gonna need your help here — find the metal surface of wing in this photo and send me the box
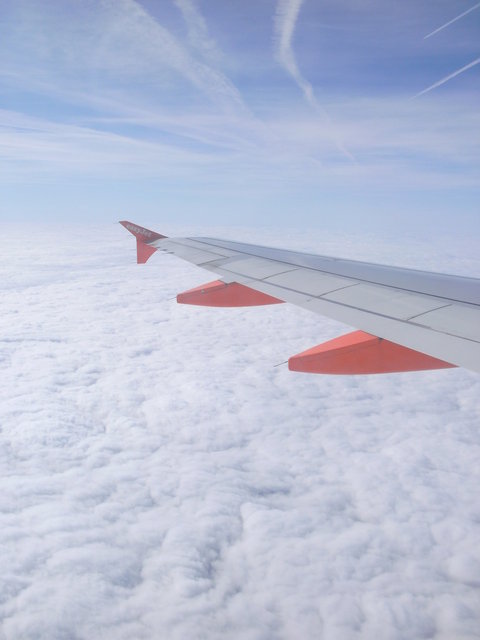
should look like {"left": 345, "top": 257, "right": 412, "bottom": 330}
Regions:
{"left": 149, "top": 235, "right": 480, "bottom": 374}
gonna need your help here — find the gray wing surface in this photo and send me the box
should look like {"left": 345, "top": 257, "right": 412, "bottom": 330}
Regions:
{"left": 151, "top": 235, "right": 480, "bottom": 374}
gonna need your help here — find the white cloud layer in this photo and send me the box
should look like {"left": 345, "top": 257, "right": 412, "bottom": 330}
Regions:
{"left": 1, "top": 224, "right": 480, "bottom": 639}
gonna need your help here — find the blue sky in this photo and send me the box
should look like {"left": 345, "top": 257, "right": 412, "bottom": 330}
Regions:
{"left": 0, "top": 0, "right": 479, "bottom": 234}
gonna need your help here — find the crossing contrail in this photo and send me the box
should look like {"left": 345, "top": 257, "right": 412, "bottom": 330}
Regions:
{"left": 424, "top": 2, "right": 480, "bottom": 38}
{"left": 414, "top": 57, "right": 480, "bottom": 97}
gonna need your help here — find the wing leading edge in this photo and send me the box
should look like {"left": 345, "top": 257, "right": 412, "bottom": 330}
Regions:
{"left": 120, "top": 221, "right": 480, "bottom": 375}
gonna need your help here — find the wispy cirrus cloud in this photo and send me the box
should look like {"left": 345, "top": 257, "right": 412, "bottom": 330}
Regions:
{"left": 1, "top": 0, "right": 246, "bottom": 114}
{"left": 2, "top": 94, "right": 478, "bottom": 195}
{"left": 101, "top": 0, "right": 246, "bottom": 112}
{"left": 0, "top": 0, "right": 478, "bottom": 228}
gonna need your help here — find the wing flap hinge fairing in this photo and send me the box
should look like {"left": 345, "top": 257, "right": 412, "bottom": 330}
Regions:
{"left": 177, "top": 280, "right": 283, "bottom": 307}
{"left": 288, "top": 330, "right": 456, "bottom": 375}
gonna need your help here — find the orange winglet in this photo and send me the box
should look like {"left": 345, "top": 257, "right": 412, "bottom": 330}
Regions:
{"left": 119, "top": 220, "right": 166, "bottom": 264}
{"left": 136, "top": 240, "right": 157, "bottom": 264}
{"left": 177, "top": 280, "right": 283, "bottom": 307}
{"left": 288, "top": 330, "right": 456, "bottom": 375}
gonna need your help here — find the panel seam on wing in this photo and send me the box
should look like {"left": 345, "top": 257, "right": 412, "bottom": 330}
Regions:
{"left": 188, "top": 238, "right": 480, "bottom": 308}
{"left": 246, "top": 280, "right": 480, "bottom": 345}
{"left": 406, "top": 304, "right": 453, "bottom": 322}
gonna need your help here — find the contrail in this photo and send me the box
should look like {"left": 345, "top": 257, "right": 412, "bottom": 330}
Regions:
{"left": 119, "top": 0, "right": 245, "bottom": 112}
{"left": 273, "top": 0, "right": 355, "bottom": 161}
{"left": 424, "top": 2, "right": 480, "bottom": 39}
{"left": 414, "top": 57, "right": 480, "bottom": 97}
{"left": 174, "top": 0, "right": 219, "bottom": 64}
{"left": 274, "top": 0, "right": 311, "bottom": 102}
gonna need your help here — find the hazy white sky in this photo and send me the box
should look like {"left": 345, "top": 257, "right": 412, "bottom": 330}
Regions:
{"left": 0, "top": 0, "right": 478, "bottom": 233}
{"left": 1, "top": 224, "right": 480, "bottom": 639}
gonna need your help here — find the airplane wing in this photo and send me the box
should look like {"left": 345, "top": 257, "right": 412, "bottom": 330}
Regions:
{"left": 120, "top": 221, "right": 480, "bottom": 375}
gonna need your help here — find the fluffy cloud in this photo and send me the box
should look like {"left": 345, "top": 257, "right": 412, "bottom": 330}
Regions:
{"left": 0, "top": 224, "right": 479, "bottom": 639}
